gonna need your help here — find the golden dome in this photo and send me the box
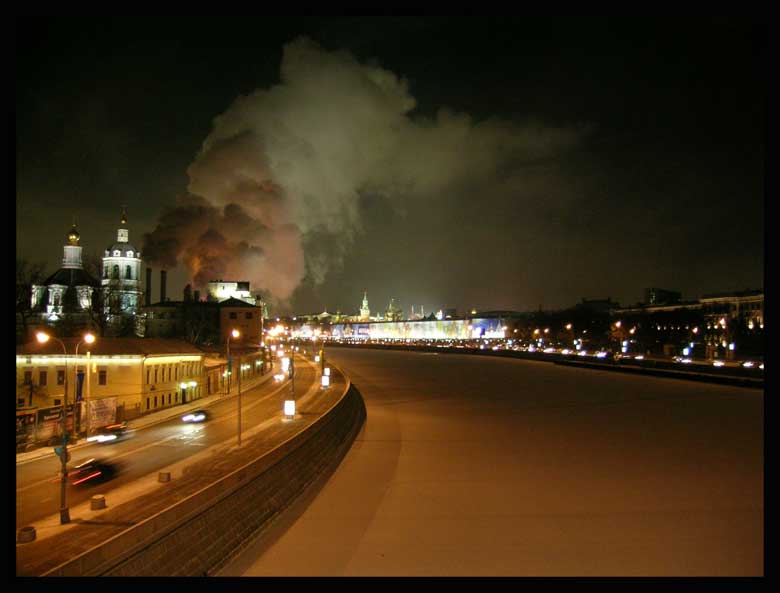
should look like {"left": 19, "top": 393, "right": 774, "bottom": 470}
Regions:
{"left": 67, "top": 224, "right": 80, "bottom": 246}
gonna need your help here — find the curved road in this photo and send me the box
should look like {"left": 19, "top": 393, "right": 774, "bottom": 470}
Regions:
{"left": 16, "top": 357, "right": 317, "bottom": 529}
{"left": 221, "top": 347, "right": 763, "bottom": 576}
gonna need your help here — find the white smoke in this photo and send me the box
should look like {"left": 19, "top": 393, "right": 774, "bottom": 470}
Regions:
{"left": 145, "top": 36, "right": 589, "bottom": 305}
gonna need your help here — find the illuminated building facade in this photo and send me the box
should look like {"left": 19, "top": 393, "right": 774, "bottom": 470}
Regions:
{"left": 207, "top": 280, "right": 256, "bottom": 305}
{"left": 30, "top": 223, "right": 100, "bottom": 323}
{"left": 101, "top": 208, "right": 144, "bottom": 331}
{"left": 16, "top": 338, "right": 205, "bottom": 421}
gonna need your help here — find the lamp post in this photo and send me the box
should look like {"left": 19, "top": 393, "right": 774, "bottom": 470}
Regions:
{"left": 36, "top": 331, "right": 96, "bottom": 525}
{"left": 73, "top": 333, "right": 95, "bottom": 436}
{"left": 228, "top": 329, "right": 241, "bottom": 446}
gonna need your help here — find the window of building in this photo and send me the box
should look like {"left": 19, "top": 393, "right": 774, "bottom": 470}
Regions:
{"left": 175, "top": 367, "right": 178, "bottom": 380}
{"left": 245, "top": 312, "right": 252, "bottom": 319}
{"left": 103, "top": 266, "right": 108, "bottom": 279}
{"left": 154, "top": 396, "right": 158, "bottom": 408}
{"left": 147, "top": 369, "right": 150, "bottom": 384}
{"left": 57, "top": 370, "right": 65, "bottom": 385}
{"left": 99, "top": 370, "right": 107, "bottom": 385}
{"left": 168, "top": 393, "right": 171, "bottom": 404}
{"left": 154, "top": 368, "right": 158, "bottom": 383}
{"left": 39, "top": 371, "right": 47, "bottom": 386}
{"left": 125, "top": 265, "right": 132, "bottom": 279}
{"left": 113, "top": 250, "right": 121, "bottom": 256}
{"left": 18, "top": 398, "right": 26, "bottom": 407}
{"left": 146, "top": 397, "right": 150, "bottom": 410}
{"left": 53, "top": 399, "right": 61, "bottom": 406}
{"left": 127, "top": 250, "right": 133, "bottom": 258}
{"left": 112, "top": 265, "right": 119, "bottom": 279}
{"left": 24, "top": 371, "right": 32, "bottom": 385}
{"left": 229, "top": 312, "right": 237, "bottom": 319}
{"left": 175, "top": 392, "right": 178, "bottom": 402}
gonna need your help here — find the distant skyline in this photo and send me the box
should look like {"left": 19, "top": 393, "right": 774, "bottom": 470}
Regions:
{"left": 17, "top": 18, "right": 765, "bottom": 316}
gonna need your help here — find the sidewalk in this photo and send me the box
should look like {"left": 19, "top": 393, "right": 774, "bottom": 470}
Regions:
{"left": 16, "top": 370, "right": 276, "bottom": 466}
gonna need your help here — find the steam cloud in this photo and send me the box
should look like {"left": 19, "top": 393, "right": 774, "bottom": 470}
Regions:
{"left": 143, "top": 36, "right": 589, "bottom": 307}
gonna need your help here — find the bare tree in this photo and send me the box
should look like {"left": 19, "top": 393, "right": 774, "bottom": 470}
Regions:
{"left": 16, "top": 258, "right": 47, "bottom": 343}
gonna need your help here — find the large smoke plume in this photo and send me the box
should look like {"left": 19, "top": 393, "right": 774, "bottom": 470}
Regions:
{"left": 143, "top": 37, "right": 588, "bottom": 307}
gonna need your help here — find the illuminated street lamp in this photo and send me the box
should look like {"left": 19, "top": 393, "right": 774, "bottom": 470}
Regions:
{"left": 227, "top": 329, "right": 242, "bottom": 446}
{"left": 36, "top": 330, "right": 94, "bottom": 525}
{"left": 74, "top": 333, "right": 95, "bottom": 436}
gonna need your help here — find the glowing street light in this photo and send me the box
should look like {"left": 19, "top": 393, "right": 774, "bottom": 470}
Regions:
{"left": 227, "top": 329, "right": 242, "bottom": 446}
{"left": 35, "top": 330, "right": 95, "bottom": 524}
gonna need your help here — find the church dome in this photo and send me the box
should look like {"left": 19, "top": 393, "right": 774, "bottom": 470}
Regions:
{"left": 67, "top": 224, "right": 80, "bottom": 245}
{"left": 105, "top": 242, "right": 140, "bottom": 257}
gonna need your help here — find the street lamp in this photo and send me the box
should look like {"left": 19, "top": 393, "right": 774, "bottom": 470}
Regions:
{"left": 74, "top": 333, "right": 95, "bottom": 436}
{"left": 36, "top": 330, "right": 93, "bottom": 525}
{"left": 228, "top": 329, "right": 242, "bottom": 446}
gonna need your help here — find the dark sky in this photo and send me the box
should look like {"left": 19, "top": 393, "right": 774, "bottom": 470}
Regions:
{"left": 16, "top": 17, "right": 765, "bottom": 317}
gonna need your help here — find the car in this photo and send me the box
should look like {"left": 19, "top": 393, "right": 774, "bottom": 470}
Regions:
{"left": 87, "top": 422, "right": 131, "bottom": 444}
{"left": 68, "top": 457, "right": 120, "bottom": 486}
{"left": 181, "top": 409, "right": 210, "bottom": 423}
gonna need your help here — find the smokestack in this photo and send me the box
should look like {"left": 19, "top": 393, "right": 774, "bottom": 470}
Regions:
{"left": 160, "top": 270, "right": 167, "bottom": 303}
{"left": 145, "top": 267, "right": 152, "bottom": 306}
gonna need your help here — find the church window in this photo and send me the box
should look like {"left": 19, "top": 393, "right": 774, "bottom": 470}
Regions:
{"left": 53, "top": 293, "right": 60, "bottom": 307}
{"left": 127, "top": 251, "right": 133, "bottom": 258}
{"left": 114, "top": 250, "right": 121, "bottom": 256}
{"left": 103, "top": 266, "right": 108, "bottom": 279}
{"left": 125, "top": 265, "right": 132, "bottom": 279}
{"left": 112, "top": 265, "right": 119, "bottom": 279}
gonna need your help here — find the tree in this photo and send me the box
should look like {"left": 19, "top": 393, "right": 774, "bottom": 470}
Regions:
{"left": 16, "top": 258, "right": 46, "bottom": 343}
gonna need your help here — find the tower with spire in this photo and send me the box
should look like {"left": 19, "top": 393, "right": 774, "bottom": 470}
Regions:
{"left": 101, "top": 207, "right": 143, "bottom": 331}
{"left": 360, "top": 290, "right": 370, "bottom": 321}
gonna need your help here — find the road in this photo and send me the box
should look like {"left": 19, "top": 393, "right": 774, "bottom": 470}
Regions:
{"left": 16, "top": 355, "right": 314, "bottom": 529}
{"left": 221, "top": 347, "right": 764, "bottom": 576}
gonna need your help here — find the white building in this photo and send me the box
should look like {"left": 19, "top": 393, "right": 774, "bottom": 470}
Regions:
{"left": 207, "top": 280, "right": 256, "bottom": 305}
{"left": 101, "top": 208, "right": 143, "bottom": 322}
{"left": 31, "top": 223, "right": 100, "bottom": 322}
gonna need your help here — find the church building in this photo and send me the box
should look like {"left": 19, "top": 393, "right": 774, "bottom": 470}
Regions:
{"left": 101, "top": 208, "right": 144, "bottom": 332}
{"left": 30, "top": 223, "right": 100, "bottom": 323}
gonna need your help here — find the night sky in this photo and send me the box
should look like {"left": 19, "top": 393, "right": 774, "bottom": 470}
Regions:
{"left": 16, "top": 17, "right": 765, "bottom": 317}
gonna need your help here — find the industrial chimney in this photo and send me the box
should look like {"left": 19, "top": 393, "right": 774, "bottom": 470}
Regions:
{"left": 160, "top": 270, "right": 167, "bottom": 303}
{"left": 145, "top": 267, "right": 152, "bottom": 306}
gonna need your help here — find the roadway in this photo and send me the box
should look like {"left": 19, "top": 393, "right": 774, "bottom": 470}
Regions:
{"left": 221, "top": 346, "right": 764, "bottom": 576}
{"left": 16, "top": 355, "right": 308, "bottom": 529}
